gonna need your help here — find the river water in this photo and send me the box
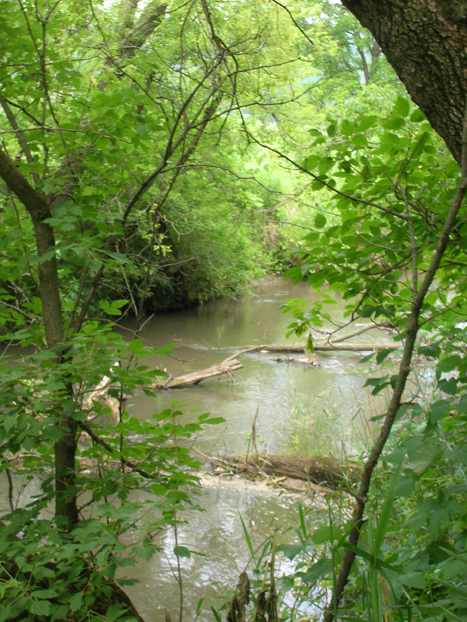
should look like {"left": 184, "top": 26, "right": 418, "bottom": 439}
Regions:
{"left": 123, "top": 279, "right": 390, "bottom": 458}
{"left": 2, "top": 278, "right": 397, "bottom": 621}
{"left": 116, "top": 278, "right": 394, "bottom": 620}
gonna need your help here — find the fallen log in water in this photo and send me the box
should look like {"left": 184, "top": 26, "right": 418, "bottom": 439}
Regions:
{"left": 85, "top": 324, "right": 397, "bottom": 396}
{"left": 155, "top": 358, "right": 243, "bottom": 389}
{"left": 252, "top": 342, "right": 399, "bottom": 353}
{"left": 213, "top": 454, "right": 361, "bottom": 489}
{"left": 152, "top": 337, "right": 398, "bottom": 389}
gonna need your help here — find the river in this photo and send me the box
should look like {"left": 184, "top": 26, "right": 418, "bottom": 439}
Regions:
{"left": 1, "top": 278, "right": 396, "bottom": 621}
{"left": 116, "top": 278, "right": 393, "bottom": 620}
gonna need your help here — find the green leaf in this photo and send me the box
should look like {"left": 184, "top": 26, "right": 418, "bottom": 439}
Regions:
{"left": 318, "top": 156, "right": 334, "bottom": 175}
{"left": 30, "top": 600, "right": 52, "bottom": 616}
{"left": 129, "top": 339, "right": 147, "bottom": 356}
{"left": 351, "top": 133, "right": 369, "bottom": 147}
{"left": 314, "top": 213, "right": 327, "bottom": 229}
{"left": 31, "top": 588, "right": 59, "bottom": 599}
{"left": 373, "top": 461, "right": 403, "bottom": 561}
{"left": 438, "top": 377, "right": 458, "bottom": 396}
{"left": 69, "top": 592, "right": 83, "bottom": 613}
{"left": 393, "top": 97, "right": 410, "bottom": 117}
{"left": 2, "top": 416, "right": 16, "bottom": 432}
{"left": 419, "top": 342, "right": 441, "bottom": 358}
{"left": 311, "top": 525, "right": 336, "bottom": 545}
{"left": 430, "top": 399, "right": 452, "bottom": 426}
{"left": 301, "top": 558, "right": 332, "bottom": 582}
{"left": 201, "top": 417, "right": 226, "bottom": 425}
{"left": 458, "top": 394, "right": 467, "bottom": 413}
{"left": 396, "top": 476, "right": 415, "bottom": 498}
{"left": 438, "top": 354, "right": 463, "bottom": 372}
{"left": 376, "top": 349, "right": 392, "bottom": 364}
{"left": 380, "top": 117, "right": 406, "bottom": 130}
{"left": 408, "top": 443, "right": 444, "bottom": 477}
{"left": 173, "top": 546, "right": 191, "bottom": 559}
{"left": 445, "top": 447, "right": 467, "bottom": 465}
{"left": 364, "top": 375, "right": 389, "bottom": 394}
{"left": 401, "top": 572, "right": 426, "bottom": 589}
{"left": 106, "top": 604, "right": 129, "bottom": 621}
{"left": 356, "top": 115, "right": 379, "bottom": 132}
{"left": 278, "top": 543, "right": 305, "bottom": 560}
{"left": 239, "top": 514, "right": 255, "bottom": 562}
{"left": 305, "top": 154, "right": 321, "bottom": 170}
{"left": 298, "top": 501, "right": 307, "bottom": 539}
{"left": 341, "top": 119, "right": 354, "bottom": 136}
{"left": 210, "top": 606, "right": 222, "bottom": 622}
{"left": 410, "top": 109, "right": 426, "bottom": 122}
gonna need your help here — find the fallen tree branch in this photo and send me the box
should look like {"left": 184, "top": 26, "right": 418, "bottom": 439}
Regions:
{"left": 150, "top": 340, "right": 398, "bottom": 390}
{"left": 154, "top": 358, "right": 243, "bottom": 389}
{"left": 256, "top": 342, "right": 398, "bottom": 353}
{"left": 205, "top": 453, "right": 360, "bottom": 490}
{"left": 328, "top": 323, "right": 391, "bottom": 344}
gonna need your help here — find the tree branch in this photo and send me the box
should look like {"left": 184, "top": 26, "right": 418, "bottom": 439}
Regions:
{"left": 323, "top": 99, "right": 467, "bottom": 622}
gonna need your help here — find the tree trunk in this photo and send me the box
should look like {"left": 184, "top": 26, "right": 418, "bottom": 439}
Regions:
{"left": 339, "top": 0, "right": 467, "bottom": 166}
{"left": 0, "top": 148, "right": 78, "bottom": 529}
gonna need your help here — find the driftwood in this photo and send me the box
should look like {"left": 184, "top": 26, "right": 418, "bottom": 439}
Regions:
{"left": 245, "top": 342, "right": 398, "bottom": 354}
{"left": 153, "top": 327, "right": 398, "bottom": 389}
{"left": 82, "top": 364, "right": 121, "bottom": 423}
{"left": 154, "top": 358, "right": 243, "bottom": 389}
{"left": 84, "top": 325, "right": 397, "bottom": 394}
{"left": 213, "top": 454, "right": 360, "bottom": 489}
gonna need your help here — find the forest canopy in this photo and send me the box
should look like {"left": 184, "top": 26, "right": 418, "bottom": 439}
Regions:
{"left": 1, "top": 1, "right": 467, "bottom": 621}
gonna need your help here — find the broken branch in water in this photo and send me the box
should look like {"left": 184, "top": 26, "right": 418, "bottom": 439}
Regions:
{"left": 153, "top": 358, "right": 243, "bottom": 389}
{"left": 153, "top": 339, "right": 398, "bottom": 389}
{"left": 199, "top": 452, "right": 360, "bottom": 491}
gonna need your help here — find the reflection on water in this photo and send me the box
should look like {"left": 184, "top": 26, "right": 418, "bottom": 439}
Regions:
{"left": 2, "top": 279, "right": 399, "bottom": 621}
{"left": 123, "top": 479, "right": 324, "bottom": 622}
{"left": 125, "top": 279, "right": 390, "bottom": 458}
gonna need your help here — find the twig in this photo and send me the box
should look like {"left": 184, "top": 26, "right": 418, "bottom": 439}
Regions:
{"left": 404, "top": 186, "right": 418, "bottom": 297}
{"left": 6, "top": 469, "right": 14, "bottom": 513}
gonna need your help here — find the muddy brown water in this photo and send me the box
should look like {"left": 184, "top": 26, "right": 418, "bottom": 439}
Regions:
{"left": 115, "top": 279, "right": 393, "bottom": 620}
{"left": 122, "top": 279, "right": 390, "bottom": 458}
{"left": 1, "top": 279, "right": 398, "bottom": 621}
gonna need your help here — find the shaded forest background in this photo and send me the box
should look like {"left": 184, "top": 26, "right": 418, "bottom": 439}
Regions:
{"left": 2, "top": 1, "right": 467, "bottom": 622}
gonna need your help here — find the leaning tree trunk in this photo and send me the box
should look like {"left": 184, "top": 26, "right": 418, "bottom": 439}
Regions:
{"left": 0, "top": 148, "right": 79, "bottom": 530}
{"left": 339, "top": 0, "right": 467, "bottom": 167}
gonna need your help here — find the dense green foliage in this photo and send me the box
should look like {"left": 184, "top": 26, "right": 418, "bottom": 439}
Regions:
{"left": 276, "top": 96, "right": 467, "bottom": 620}
{"left": 1, "top": 0, "right": 467, "bottom": 621}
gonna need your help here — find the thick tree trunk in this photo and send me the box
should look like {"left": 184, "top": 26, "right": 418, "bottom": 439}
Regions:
{"left": 0, "top": 148, "right": 78, "bottom": 529}
{"left": 340, "top": 0, "right": 467, "bottom": 166}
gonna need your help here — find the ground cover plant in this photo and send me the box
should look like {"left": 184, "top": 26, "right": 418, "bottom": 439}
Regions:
{"left": 2, "top": 0, "right": 467, "bottom": 621}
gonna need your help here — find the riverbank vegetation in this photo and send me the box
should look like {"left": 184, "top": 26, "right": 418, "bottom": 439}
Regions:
{"left": 1, "top": 0, "right": 467, "bottom": 621}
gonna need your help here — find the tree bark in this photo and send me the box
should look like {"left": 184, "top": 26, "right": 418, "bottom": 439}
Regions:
{"left": 0, "top": 148, "right": 78, "bottom": 529}
{"left": 339, "top": 0, "right": 467, "bottom": 166}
